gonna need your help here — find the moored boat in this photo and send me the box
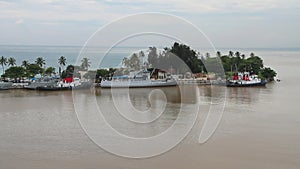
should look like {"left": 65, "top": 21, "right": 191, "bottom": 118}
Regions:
{"left": 0, "top": 81, "right": 13, "bottom": 90}
{"left": 227, "top": 72, "right": 266, "bottom": 87}
{"left": 36, "top": 78, "right": 93, "bottom": 91}
{"left": 24, "top": 81, "right": 57, "bottom": 90}
{"left": 101, "top": 69, "right": 177, "bottom": 88}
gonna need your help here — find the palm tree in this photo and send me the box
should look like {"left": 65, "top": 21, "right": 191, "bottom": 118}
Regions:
{"left": 0, "top": 56, "right": 7, "bottom": 75}
{"left": 22, "top": 60, "right": 29, "bottom": 68}
{"left": 8, "top": 57, "right": 16, "bottom": 67}
{"left": 229, "top": 51, "right": 233, "bottom": 57}
{"left": 58, "top": 56, "right": 67, "bottom": 76}
{"left": 234, "top": 51, "right": 241, "bottom": 71}
{"left": 81, "top": 57, "right": 91, "bottom": 71}
{"left": 35, "top": 57, "right": 45, "bottom": 67}
{"left": 241, "top": 54, "right": 246, "bottom": 71}
{"left": 122, "top": 57, "right": 129, "bottom": 68}
{"left": 58, "top": 56, "right": 66, "bottom": 68}
{"left": 216, "top": 51, "right": 221, "bottom": 58}
{"left": 241, "top": 54, "right": 245, "bottom": 60}
{"left": 139, "top": 51, "right": 145, "bottom": 68}
{"left": 235, "top": 51, "right": 240, "bottom": 58}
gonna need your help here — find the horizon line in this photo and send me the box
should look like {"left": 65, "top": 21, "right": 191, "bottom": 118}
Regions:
{"left": 0, "top": 44, "right": 299, "bottom": 50}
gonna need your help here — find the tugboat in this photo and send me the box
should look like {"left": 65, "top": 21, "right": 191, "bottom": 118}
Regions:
{"left": 227, "top": 72, "right": 266, "bottom": 87}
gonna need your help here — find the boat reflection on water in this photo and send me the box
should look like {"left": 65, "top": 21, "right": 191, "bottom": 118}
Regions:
{"left": 73, "top": 84, "right": 201, "bottom": 138}
{"left": 226, "top": 86, "right": 270, "bottom": 104}
{"left": 93, "top": 84, "right": 228, "bottom": 108}
{"left": 94, "top": 85, "right": 201, "bottom": 105}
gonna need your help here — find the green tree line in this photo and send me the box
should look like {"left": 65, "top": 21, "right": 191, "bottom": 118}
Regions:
{"left": 1, "top": 43, "right": 277, "bottom": 82}
{"left": 121, "top": 42, "right": 277, "bottom": 81}
{"left": 0, "top": 55, "right": 92, "bottom": 80}
{"left": 219, "top": 51, "right": 276, "bottom": 80}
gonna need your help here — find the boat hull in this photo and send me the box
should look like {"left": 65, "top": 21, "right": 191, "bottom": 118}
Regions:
{"left": 36, "top": 82, "right": 93, "bottom": 91}
{"left": 24, "top": 82, "right": 57, "bottom": 90}
{"left": 0, "top": 82, "right": 13, "bottom": 90}
{"left": 36, "top": 86, "right": 71, "bottom": 91}
{"left": 226, "top": 81, "right": 266, "bottom": 87}
{"left": 101, "top": 80, "right": 177, "bottom": 88}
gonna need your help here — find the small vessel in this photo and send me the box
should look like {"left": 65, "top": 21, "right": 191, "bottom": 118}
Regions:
{"left": 36, "top": 77, "right": 92, "bottom": 91}
{"left": 227, "top": 72, "right": 266, "bottom": 87}
{"left": 0, "top": 81, "right": 13, "bottom": 90}
{"left": 24, "top": 81, "right": 57, "bottom": 90}
{"left": 101, "top": 69, "right": 177, "bottom": 88}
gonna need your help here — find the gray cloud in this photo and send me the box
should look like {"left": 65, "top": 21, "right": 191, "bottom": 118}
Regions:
{"left": 0, "top": 0, "right": 299, "bottom": 47}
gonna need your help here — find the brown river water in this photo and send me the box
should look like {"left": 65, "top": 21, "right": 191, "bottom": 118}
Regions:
{"left": 0, "top": 52, "right": 300, "bottom": 169}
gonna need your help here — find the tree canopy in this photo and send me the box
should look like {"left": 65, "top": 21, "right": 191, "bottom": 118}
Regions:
{"left": 8, "top": 57, "right": 16, "bottom": 67}
{"left": 122, "top": 53, "right": 141, "bottom": 70}
{"left": 58, "top": 56, "right": 67, "bottom": 67}
{"left": 22, "top": 60, "right": 29, "bottom": 68}
{"left": 0, "top": 43, "right": 277, "bottom": 81}
{"left": 45, "top": 67, "right": 56, "bottom": 75}
{"left": 81, "top": 58, "right": 91, "bottom": 71}
{"left": 35, "top": 57, "right": 45, "bottom": 67}
{"left": 0, "top": 56, "right": 7, "bottom": 75}
{"left": 220, "top": 51, "right": 276, "bottom": 79}
{"left": 120, "top": 42, "right": 276, "bottom": 80}
{"left": 26, "top": 64, "right": 44, "bottom": 77}
{"left": 3, "top": 66, "right": 26, "bottom": 79}
{"left": 145, "top": 43, "right": 206, "bottom": 73}
{"left": 260, "top": 67, "right": 277, "bottom": 81}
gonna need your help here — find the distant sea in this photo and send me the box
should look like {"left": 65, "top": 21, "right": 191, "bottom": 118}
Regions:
{"left": 0, "top": 45, "right": 136, "bottom": 75}
{"left": 0, "top": 45, "right": 299, "bottom": 75}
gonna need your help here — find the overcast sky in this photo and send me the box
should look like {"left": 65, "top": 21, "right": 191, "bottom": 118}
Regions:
{"left": 0, "top": 0, "right": 299, "bottom": 48}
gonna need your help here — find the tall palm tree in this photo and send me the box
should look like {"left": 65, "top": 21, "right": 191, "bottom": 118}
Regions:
{"left": 229, "top": 51, "right": 233, "bottom": 57}
{"left": 81, "top": 57, "right": 91, "bottom": 71}
{"left": 139, "top": 51, "right": 145, "bottom": 68}
{"left": 0, "top": 56, "right": 7, "bottom": 75}
{"left": 35, "top": 57, "right": 45, "bottom": 67}
{"left": 216, "top": 51, "right": 221, "bottom": 58}
{"left": 22, "top": 60, "right": 29, "bottom": 68}
{"left": 8, "top": 57, "right": 16, "bottom": 67}
{"left": 235, "top": 51, "right": 240, "bottom": 58}
{"left": 122, "top": 57, "right": 129, "bottom": 68}
{"left": 58, "top": 56, "right": 66, "bottom": 68}
{"left": 241, "top": 54, "right": 245, "bottom": 60}
{"left": 58, "top": 56, "right": 67, "bottom": 76}
{"left": 234, "top": 52, "right": 241, "bottom": 72}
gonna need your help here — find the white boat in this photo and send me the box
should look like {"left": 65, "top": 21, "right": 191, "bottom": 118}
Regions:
{"left": 36, "top": 78, "right": 93, "bottom": 91}
{"left": 25, "top": 77, "right": 92, "bottom": 90}
{"left": 101, "top": 69, "right": 177, "bottom": 88}
{"left": 227, "top": 72, "right": 266, "bottom": 87}
{"left": 57, "top": 77, "right": 82, "bottom": 88}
